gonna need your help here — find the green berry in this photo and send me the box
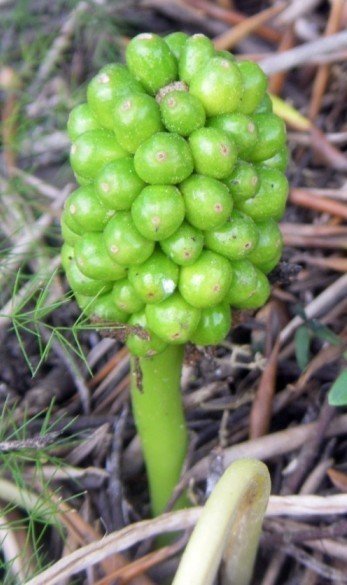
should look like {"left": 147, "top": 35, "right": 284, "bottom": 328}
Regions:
{"left": 205, "top": 210, "right": 258, "bottom": 260}
{"left": 61, "top": 208, "right": 83, "bottom": 236}
{"left": 61, "top": 243, "right": 74, "bottom": 272}
{"left": 208, "top": 113, "right": 258, "bottom": 158}
{"left": 253, "top": 92, "right": 273, "bottom": 114}
{"left": 180, "top": 174, "right": 232, "bottom": 230}
{"left": 112, "top": 93, "right": 163, "bottom": 153}
{"left": 126, "top": 33, "right": 178, "bottom": 94}
{"left": 224, "top": 161, "right": 259, "bottom": 203}
{"left": 178, "top": 33, "right": 215, "bottom": 84}
{"left": 61, "top": 215, "right": 81, "bottom": 246}
{"left": 160, "top": 221, "right": 204, "bottom": 266}
{"left": 160, "top": 90, "right": 205, "bottom": 136}
{"left": 128, "top": 250, "right": 179, "bottom": 304}
{"left": 216, "top": 50, "right": 235, "bottom": 62}
{"left": 235, "top": 167, "right": 288, "bottom": 222}
{"left": 75, "top": 232, "right": 127, "bottom": 281}
{"left": 247, "top": 219, "right": 283, "bottom": 273}
{"left": 237, "top": 61, "right": 267, "bottom": 114}
{"left": 249, "top": 114, "right": 286, "bottom": 162}
{"left": 83, "top": 292, "right": 128, "bottom": 323}
{"left": 74, "top": 173, "right": 92, "bottom": 186}
{"left": 188, "top": 127, "right": 237, "bottom": 179}
{"left": 179, "top": 250, "right": 233, "bottom": 308}
{"left": 70, "top": 129, "right": 127, "bottom": 180}
{"left": 66, "top": 260, "right": 112, "bottom": 296}
{"left": 189, "top": 57, "right": 243, "bottom": 116}
{"left": 190, "top": 303, "right": 231, "bottom": 345}
{"left": 103, "top": 212, "right": 155, "bottom": 265}
{"left": 67, "top": 103, "right": 99, "bottom": 141}
{"left": 134, "top": 132, "right": 193, "bottom": 184}
{"left": 65, "top": 185, "right": 113, "bottom": 231}
{"left": 164, "top": 32, "right": 188, "bottom": 60}
{"left": 131, "top": 185, "right": 185, "bottom": 241}
{"left": 256, "top": 249, "right": 282, "bottom": 275}
{"left": 146, "top": 292, "right": 201, "bottom": 344}
{"left": 233, "top": 269, "right": 270, "bottom": 309}
{"left": 226, "top": 260, "right": 258, "bottom": 305}
{"left": 126, "top": 311, "right": 168, "bottom": 358}
{"left": 111, "top": 279, "right": 145, "bottom": 314}
{"left": 260, "top": 146, "right": 289, "bottom": 172}
{"left": 95, "top": 158, "right": 145, "bottom": 210}
{"left": 87, "top": 64, "right": 144, "bottom": 129}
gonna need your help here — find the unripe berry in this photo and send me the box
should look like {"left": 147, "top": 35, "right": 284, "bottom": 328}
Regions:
{"left": 126, "top": 33, "right": 177, "bottom": 94}
{"left": 103, "top": 212, "right": 155, "bottom": 265}
{"left": 224, "top": 161, "right": 259, "bottom": 203}
{"left": 83, "top": 293, "right": 129, "bottom": 323}
{"left": 145, "top": 293, "right": 201, "bottom": 344}
{"left": 190, "top": 303, "right": 232, "bottom": 346}
{"left": 87, "top": 64, "right": 144, "bottom": 129}
{"left": 112, "top": 93, "right": 163, "bottom": 153}
{"left": 131, "top": 185, "right": 185, "bottom": 241}
{"left": 128, "top": 250, "right": 179, "bottom": 304}
{"left": 237, "top": 61, "right": 267, "bottom": 115}
{"left": 226, "top": 260, "right": 258, "bottom": 306}
{"left": 126, "top": 311, "right": 168, "bottom": 357}
{"left": 95, "top": 158, "right": 145, "bottom": 210}
{"left": 134, "top": 132, "right": 193, "bottom": 184}
{"left": 164, "top": 32, "right": 188, "bottom": 60}
{"left": 66, "top": 260, "right": 111, "bottom": 296}
{"left": 160, "top": 90, "right": 206, "bottom": 136}
{"left": 111, "top": 279, "right": 145, "bottom": 314}
{"left": 236, "top": 167, "right": 288, "bottom": 222}
{"left": 233, "top": 269, "right": 270, "bottom": 309}
{"left": 65, "top": 185, "right": 113, "bottom": 231}
{"left": 178, "top": 34, "right": 215, "bottom": 85}
{"left": 160, "top": 221, "right": 204, "bottom": 266}
{"left": 67, "top": 103, "right": 99, "bottom": 141}
{"left": 205, "top": 210, "right": 259, "bottom": 260}
{"left": 180, "top": 174, "right": 233, "bottom": 231}
{"left": 75, "top": 232, "right": 127, "bottom": 281}
{"left": 208, "top": 113, "right": 258, "bottom": 159}
{"left": 70, "top": 130, "right": 127, "bottom": 180}
{"left": 179, "top": 250, "right": 233, "bottom": 308}
{"left": 247, "top": 219, "right": 283, "bottom": 274}
{"left": 188, "top": 127, "right": 237, "bottom": 179}
{"left": 249, "top": 114, "right": 286, "bottom": 162}
{"left": 189, "top": 57, "right": 243, "bottom": 116}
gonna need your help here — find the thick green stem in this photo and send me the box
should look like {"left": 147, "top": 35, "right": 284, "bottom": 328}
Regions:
{"left": 130, "top": 345, "right": 188, "bottom": 516}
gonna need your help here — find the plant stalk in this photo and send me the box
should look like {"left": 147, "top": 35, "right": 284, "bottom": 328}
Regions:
{"left": 172, "top": 459, "right": 271, "bottom": 585}
{"left": 130, "top": 345, "right": 188, "bottom": 516}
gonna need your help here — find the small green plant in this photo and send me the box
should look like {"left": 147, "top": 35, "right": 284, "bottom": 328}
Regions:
{"left": 61, "top": 32, "right": 288, "bottom": 516}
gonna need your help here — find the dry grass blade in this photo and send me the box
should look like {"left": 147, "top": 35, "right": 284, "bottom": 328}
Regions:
{"left": 25, "top": 492, "right": 347, "bottom": 585}
{"left": 213, "top": 3, "right": 286, "bottom": 50}
{"left": 308, "top": 0, "right": 345, "bottom": 120}
{"left": 327, "top": 467, "right": 347, "bottom": 492}
{"left": 250, "top": 340, "right": 280, "bottom": 439}
{"left": 289, "top": 188, "right": 347, "bottom": 219}
{"left": 260, "top": 30, "right": 347, "bottom": 74}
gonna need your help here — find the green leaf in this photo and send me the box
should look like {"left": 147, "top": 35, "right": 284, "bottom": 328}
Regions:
{"left": 294, "top": 325, "right": 311, "bottom": 371}
{"left": 328, "top": 369, "right": 347, "bottom": 406}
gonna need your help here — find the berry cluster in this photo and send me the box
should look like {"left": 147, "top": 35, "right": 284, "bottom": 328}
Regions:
{"left": 61, "top": 32, "right": 288, "bottom": 357}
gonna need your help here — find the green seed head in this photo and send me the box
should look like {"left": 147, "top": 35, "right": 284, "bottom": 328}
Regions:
{"left": 62, "top": 31, "right": 288, "bottom": 349}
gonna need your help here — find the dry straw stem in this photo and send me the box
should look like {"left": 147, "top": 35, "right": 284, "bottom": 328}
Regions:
{"left": 25, "top": 490, "right": 347, "bottom": 585}
{"left": 213, "top": 2, "right": 286, "bottom": 50}
{"left": 308, "top": 0, "right": 345, "bottom": 120}
{"left": 185, "top": 0, "right": 281, "bottom": 43}
{"left": 260, "top": 30, "right": 347, "bottom": 74}
{"left": 185, "top": 413, "right": 347, "bottom": 484}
